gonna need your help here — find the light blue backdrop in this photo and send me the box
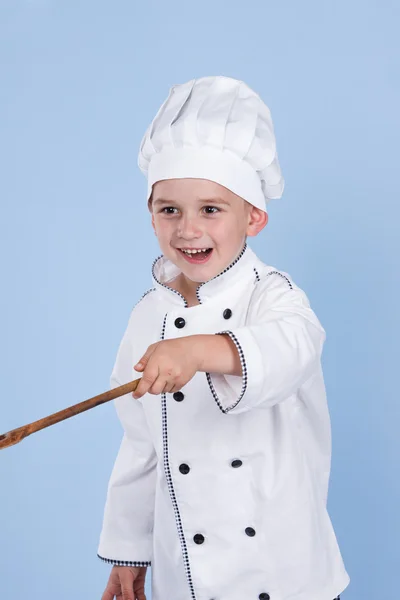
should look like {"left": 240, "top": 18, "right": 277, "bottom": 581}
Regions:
{"left": 0, "top": 1, "right": 398, "bottom": 599}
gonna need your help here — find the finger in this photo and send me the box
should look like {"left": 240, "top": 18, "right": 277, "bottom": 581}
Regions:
{"left": 102, "top": 580, "right": 120, "bottom": 600}
{"left": 134, "top": 343, "right": 158, "bottom": 371}
{"left": 164, "top": 381, "right": 177, "bottom": 394}
{"left": 148, "top": 372, "right": 176, "bottom": 396}
{"left": 121, "top": 586, "right": 135, "bottom": 600}
{"left": 134, "top": 576, "right": 147, "bottom": 600}
{"left": 132, "top": 368, "right": 159, "bottom": 399}
{"left": 163, "top": 382, "right": 172, "bottom": 394}
{"left": 119, "top": 572, "right": 135, "bottom": 600}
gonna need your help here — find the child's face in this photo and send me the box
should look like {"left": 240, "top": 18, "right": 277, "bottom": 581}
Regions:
{"left": 149, "top": 178, "right": 267, "bottom": 284}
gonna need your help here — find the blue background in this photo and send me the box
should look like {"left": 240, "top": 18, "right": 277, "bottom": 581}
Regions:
{"left": 0, "top": 1, "right": 398, "bottom": 598}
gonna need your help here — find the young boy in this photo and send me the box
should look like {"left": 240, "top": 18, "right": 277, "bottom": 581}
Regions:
{"left": 98, "top": 76, "right": 350, "bottom": 600}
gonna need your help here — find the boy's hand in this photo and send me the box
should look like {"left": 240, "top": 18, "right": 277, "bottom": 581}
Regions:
{"left": 132, "top": 337, "right": 202, "bottom": 399}
{"left": 101, "top": 565, "right": 147, "bottom": 600}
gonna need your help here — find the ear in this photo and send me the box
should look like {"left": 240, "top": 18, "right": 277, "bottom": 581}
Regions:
{"left": 246, "top": 206, "right": 268, "bottom": 237}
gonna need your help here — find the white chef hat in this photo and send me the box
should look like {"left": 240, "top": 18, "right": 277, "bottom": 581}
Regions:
{"left": 138, "top": 75, "right": 284, "bottom": 213}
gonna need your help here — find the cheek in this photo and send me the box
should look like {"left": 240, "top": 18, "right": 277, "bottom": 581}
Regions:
{"left": 153, "top": 219, "right": 172, "bottom": 236}
{"left": 212, "top": 218, "right": 242, "bottom": 240}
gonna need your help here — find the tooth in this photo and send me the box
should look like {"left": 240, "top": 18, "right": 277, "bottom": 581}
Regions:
{"left": 181, "top": 248, "right": 210, "bottom": 254}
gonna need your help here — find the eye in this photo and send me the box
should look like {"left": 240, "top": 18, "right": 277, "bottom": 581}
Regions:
{"left": 159, "top": 206, "right": 220, "bottom": 215}
{"left": 160, "top": 207, "right": 178, "bottom": 214}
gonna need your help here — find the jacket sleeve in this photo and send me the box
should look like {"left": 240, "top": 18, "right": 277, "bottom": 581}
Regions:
{"left": 206, "top": 271, "right": 326, "bottom": 415}
{"left": 97, "top": 309, "right": 158, "bottom": 566}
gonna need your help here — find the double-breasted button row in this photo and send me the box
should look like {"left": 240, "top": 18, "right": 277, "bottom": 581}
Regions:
{"left": 193, "top": 526, "right": 270, "bottom": 600}
{"left": 208, "top": 592, "right": 270, "bottom": 599}
{"left": 192, "top": 528, "right": 257, "bottom": 544}
{"left": 173, "top": 308, "right": 232, "bottom": 330}
{"left": 177, "top": 453, "right": 269, "bottom": 597}
{"left": 179, "top": 459, "right": 243, "bottom": 473}
{"left": 172, "top": 307, "right": 267, "bottom": 599}
{"left": 210, "top": 596, "right": 269, "bottom": 600}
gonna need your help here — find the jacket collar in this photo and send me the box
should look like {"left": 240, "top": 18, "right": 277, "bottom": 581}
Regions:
{"left": 151, "top": 242, "right": 259, "bottom": 306}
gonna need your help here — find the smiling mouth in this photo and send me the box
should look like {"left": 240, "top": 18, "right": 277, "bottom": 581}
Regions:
{"left": 178, "top": 248, "right": 213, "bottom": 262}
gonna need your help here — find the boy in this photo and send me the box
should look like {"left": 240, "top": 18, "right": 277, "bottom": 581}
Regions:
{"left": 98, "top": 76, "right": 350, "bottom": 600}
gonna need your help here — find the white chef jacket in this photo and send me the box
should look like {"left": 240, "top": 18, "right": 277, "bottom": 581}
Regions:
{"left": 97, "top": 243, "right": 350, "bottom": 600}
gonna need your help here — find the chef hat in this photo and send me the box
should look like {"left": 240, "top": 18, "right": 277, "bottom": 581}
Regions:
{"left": 138, "top": 75, "right": 284, "bottom": 213}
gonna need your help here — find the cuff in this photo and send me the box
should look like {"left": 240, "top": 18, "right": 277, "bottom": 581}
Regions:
{"left": 97, "top": 554, "right": 151, "bottom": 567}
{"left": 205, "top": 330, "right": 264, "bottom": 414}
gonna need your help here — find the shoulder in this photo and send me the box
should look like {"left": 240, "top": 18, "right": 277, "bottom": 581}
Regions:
{"left": 253, "top": 261, "right": 297, "bottom": 292}
{"left": 123, "top": 287, "right": 157, "bottom": 327}
{"left": 251, "top": 263, "right": 312, "bottom": 309}
{"left": 120, "top": 287, "right": 158, "bottom": 339}
{"left": 132, "top": 287, "right": 157, "bottom": 311}
{"left": 254, "top": 264, "right": 295, "bottom": 291}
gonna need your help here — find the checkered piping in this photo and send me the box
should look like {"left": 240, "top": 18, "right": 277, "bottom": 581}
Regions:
{"left": 160, "top": 313, "right": 197, "bottom": 599}
{"left": 132, "top": 287, "right": 156, "bottom": 311}
{"left": 195, "top": 243, "right": 248, "bottom": 303}
{"left": 265, "top": 270, "right": 293, "bottom": 289}
{"left": 151, "top": 255, "right": 188, "bottom": 306}
{"left": 147, "top": 251, "right": 298, "bottom": 597}
{"left": 96, "top": 289, "right": 157, "bottom": 570}
{"left": 254, "top": 267, "right": 260, "bottom": 282}
{"left": 97, "top": 554, "right": 151, "bottom": 567}
{"left": 205, "top": 331, "right": 248, "bottom": 414}
{"left": 151, "top": 244, "right": 248, "bottom": 307}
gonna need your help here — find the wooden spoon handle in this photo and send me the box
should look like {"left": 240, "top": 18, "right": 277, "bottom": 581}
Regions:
{"left": 0, "top": 378, "right": 141, "bottom": 450}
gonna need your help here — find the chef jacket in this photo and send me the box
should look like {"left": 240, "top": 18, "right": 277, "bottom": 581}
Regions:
{"left": 97, "top": 242, "right": 350, "bottom": 600}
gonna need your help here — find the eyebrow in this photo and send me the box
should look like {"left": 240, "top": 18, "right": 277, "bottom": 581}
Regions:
{"left": 153, "top": 197, "right": 230, "bottom": 206}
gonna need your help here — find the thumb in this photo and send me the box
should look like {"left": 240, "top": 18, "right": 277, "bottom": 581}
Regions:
{"left": 134, "top": 356, "right": 147, "bottom": 372}
{"left": 134, "top": 344, "right": 157, "bottom": 372}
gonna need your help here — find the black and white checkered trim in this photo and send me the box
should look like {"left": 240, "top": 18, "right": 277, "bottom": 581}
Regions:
{"left": 151, "top": 256, "right": 188, "bottom": 306}
{"left": 196, "top": 243, "right": 248, "bottom": 303}
{"left": 151, "top": 243, "right": 249, "bottom": 307}
{"left": 254, "top": 267, "right": 260, "bottom": 283}
{"left": 132, "top": 287, "right": 156, "bottom": 311}
{"left": 97, "top": 554, "right": 151, "bottom": 567}
{"left": 265, "top": 270, "right": 293, "bottom": 289}
{"left": 160, "top": 313, "right": 197, "bottom": 599}
{"left": 205, "top": 331, "right": 248, "bottom": 414}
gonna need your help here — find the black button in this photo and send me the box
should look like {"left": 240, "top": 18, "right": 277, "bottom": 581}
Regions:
{"left": 231, "top": 459, "right": 242, "bottom": 468}
{"left": 174, "top": 317, "right": 186, "bottom": 328}
{"left": 179, "top": 463, "right": 190, "bottom": 474}
{"left": 173, "top": 391, "right": 184, "bottom": 402}
{"left": 259, "top": 594, "right": 270, "bottom": 600}
{"left": 193, "top": 533, "right": 204, "bottom": 544}
{"left": 245, "top": 527, "right": 256, "bottom": 537}
{"left": 223, "top": 308, "right": 232, "bottom": 319}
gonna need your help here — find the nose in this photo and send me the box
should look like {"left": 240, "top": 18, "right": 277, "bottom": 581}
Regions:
{"left": 177, "top": 214, "right": 203, "bottom": 239}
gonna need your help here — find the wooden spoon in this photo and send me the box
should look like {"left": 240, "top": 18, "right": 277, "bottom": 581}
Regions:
{"left": 0, "top": 378, "right": 141, "bottom": 450}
